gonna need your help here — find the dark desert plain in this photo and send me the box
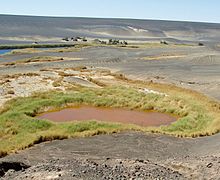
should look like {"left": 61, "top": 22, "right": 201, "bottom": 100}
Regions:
{"left": 0, "top": 14, "right": 220, "bottom": 179}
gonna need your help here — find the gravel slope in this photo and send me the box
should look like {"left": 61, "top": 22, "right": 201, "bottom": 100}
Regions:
{"left": 1, "top": 132, "right": 220, "bottom": 179}
{"left": 1, "top": 14, "right": 220, "bottom": 43}
{"left": 1, "top": 46, "right": 220, "bottom": 100}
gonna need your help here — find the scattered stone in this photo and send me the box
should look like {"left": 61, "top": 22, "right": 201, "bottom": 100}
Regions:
{"left": 207, "top": 163, "right": 213, "bottom": 168}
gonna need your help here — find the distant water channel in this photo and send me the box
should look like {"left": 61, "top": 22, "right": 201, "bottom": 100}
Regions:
{"left": 0, "top": 49, "right": 13, "bottom": 55}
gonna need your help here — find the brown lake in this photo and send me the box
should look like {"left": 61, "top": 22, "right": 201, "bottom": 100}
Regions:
{"left": 38, "top": 106, "right": 177, "bottom": 127}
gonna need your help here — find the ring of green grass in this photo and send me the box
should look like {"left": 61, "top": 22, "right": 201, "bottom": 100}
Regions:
{"left": 0, "top": 85, "right": 219, "bottom": 157}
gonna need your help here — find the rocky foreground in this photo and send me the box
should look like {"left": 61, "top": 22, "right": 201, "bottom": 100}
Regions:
{"left": 1, "top": 158, "right": 184, "bottom": 180}
{"left": 1, "top": 132, "right": 220, "bottom": 179}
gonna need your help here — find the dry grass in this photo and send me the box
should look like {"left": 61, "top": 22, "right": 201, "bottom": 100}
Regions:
{"left": 3, "top": 56, "right": 63, "bottom": 66}
{"left": 87, "top": 77, "right": 107, "bottom": 87}
{"left": 115, "top": 43, "right": 196, "bottom": 49}
{"left": 3, "top": 56, "right": 83, "bottom": 66}
{"left": 141, "top": 54, "right": 186, "bottom": 60}
{"left": 7, "top": 47, "right": 80, "bottom": 55}
{"left": 9, "top": 48, "right": 43, "bottom": 54}
{"left": 52, "top": 78, "right": 63, "bottom": 87}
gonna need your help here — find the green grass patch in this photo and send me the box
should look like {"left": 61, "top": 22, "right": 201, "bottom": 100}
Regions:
{"left": 0, "top": 85, "right": 219, "bottom": 157}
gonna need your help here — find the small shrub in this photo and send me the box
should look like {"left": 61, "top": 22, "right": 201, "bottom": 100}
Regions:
{"left": 160, "top": 40, "right": 168, "bottom": 45}
{"left": 52, "top": 81, "right": 61, "bottom": 87}
{"left": 7, "top": 90, "right": 15, "bottom": 95}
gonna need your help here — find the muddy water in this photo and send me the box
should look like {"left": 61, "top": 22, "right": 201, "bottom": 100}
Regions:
{"left": 38, "top": 106, "right": 177, "bottom": 127}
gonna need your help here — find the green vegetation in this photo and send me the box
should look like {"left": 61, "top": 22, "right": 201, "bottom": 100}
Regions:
{"left": 0, "top": 84, "right": 219, "bottom": 157}
{"left": 107, "top": 39, "right": 128, "bottom": 45}
{"left": 160, "top": 40, "right": 169, "bottom": 45}
{"left": 0, "top": 43, "right": 76, "bottom": 50}
{"left": 2, "top": 44, "right": 91, "bottom": 55}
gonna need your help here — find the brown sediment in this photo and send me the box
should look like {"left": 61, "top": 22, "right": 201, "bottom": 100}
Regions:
{"left": 37, "top": 106, "right": 177, "bottom": 127}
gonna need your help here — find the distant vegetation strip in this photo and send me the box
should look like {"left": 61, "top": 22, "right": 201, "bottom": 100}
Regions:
{"left": 0, "top": 43, "right": 77, "bottom": 50}
{"left": 0, "top": 41, "right": 197, "bottom": 51}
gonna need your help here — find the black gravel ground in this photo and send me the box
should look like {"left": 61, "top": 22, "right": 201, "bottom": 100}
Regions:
{"left": 1, "top": 45, "right": 220, "bottom": 100}
{"left": 1, "top": 132, "right": 220, "bottom": 179}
